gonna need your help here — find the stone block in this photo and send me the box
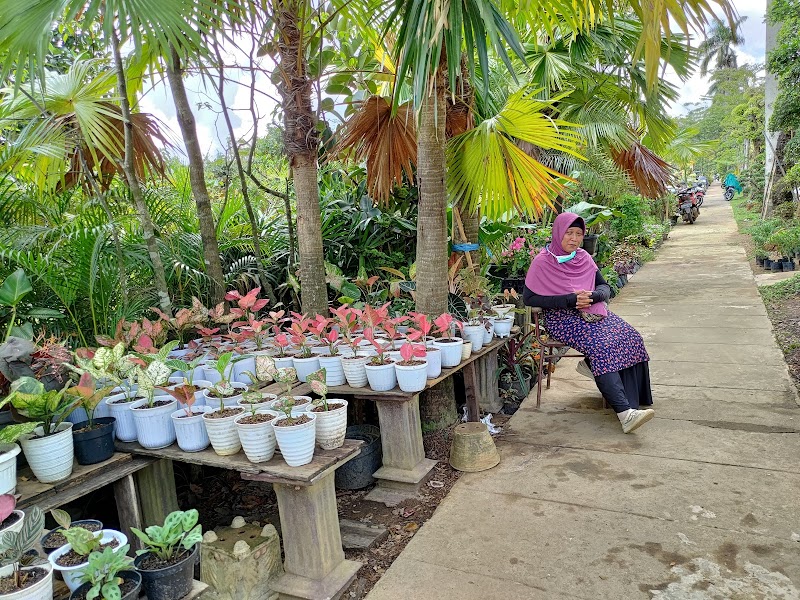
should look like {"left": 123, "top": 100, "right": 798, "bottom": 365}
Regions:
{"left": 201, "top": 518, "right": 283, "bottom": 600}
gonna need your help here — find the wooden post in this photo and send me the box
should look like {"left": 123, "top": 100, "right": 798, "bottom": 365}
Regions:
{"left": 473, "top": 347, "right": 502, "bottom": 413}
{"left": 113, "top": 474, "right": 144, "bottom": 550}
{"left": 135, "top": 459, "right": 179, "bottom": 526}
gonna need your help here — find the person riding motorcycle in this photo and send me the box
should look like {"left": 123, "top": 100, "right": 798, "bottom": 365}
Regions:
{"left": 723, "top": 173, "right": 742, "bottom": 201}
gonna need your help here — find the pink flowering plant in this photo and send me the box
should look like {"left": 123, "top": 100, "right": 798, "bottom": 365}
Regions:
{"left": 397, "top": 341, "right": 426, "bottom": 366}
{"left": 498, "top": 234, "right": 539, "bottom": 277}
{"left": 433, "top": 313, "right": 461, "bottom": 340}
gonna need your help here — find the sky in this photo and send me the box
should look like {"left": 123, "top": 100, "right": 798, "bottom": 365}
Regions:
{"left": 139, "top": 0, "right": 768, "bottom": 159}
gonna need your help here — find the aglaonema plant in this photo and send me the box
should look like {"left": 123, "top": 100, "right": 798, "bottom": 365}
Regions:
{"left": 306, "top": 368, "right": 329, "bottom": 411}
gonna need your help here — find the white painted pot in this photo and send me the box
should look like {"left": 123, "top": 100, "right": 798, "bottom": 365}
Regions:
{"left": 425, "top": 348, "right": 442, "bottom": 379}
{"left": 202, "top": 363, "right": 233, "bottom": 385}
{"left": 237, "top": 393, "right": 277, "bottom": 412}
{"left": 19, "top": 423, "right": 74, "bottom": 483}
{"left": 493, "top": 317, "right": 513, "bottom": 338}
{"left": 202, "top": 408, "right": 245, "bottom": 456}
{"left": 105, "top": 394, "right": 138, "bottom": 442}
{"left": 0, "top": 510, "right": 25, "bottom": 538}
{"left": 462, "top": 325, "right": 484, "bottom": 352}
{"left": 130, "top": 400, "right": 178, "bottom": 449}
{"left": 273, "top": 355, "right": 295, "bottom": 369}
{"left": 292, "top": 356, "right": 321, "bottom": 382}
{"left": 341, "top": 356, "right": 369, "bottom": 388}
{"left": 395, "top": 361, "right": 428, "bottom": 393}
{"left": 310, "top": 400, "right": 348, "bottom": 450}
{"left": 483, "top": 323, "right": 494, "bottom": 344}
{"left": 202, "top": 382, "right": 248, "bottom": 409}
{"left": 232, "top": 356, "right": 256, "bottom": 385}
{"left": 272, "top": 413, "right": 317, "bottom": 467}
{"left": 433, "top": 339, "right": 464, "bottom": 367}
{"left": 461, "top": 341, "right": 473, "bottom": 360}
{"left": 493, "top": 304, "right": 515, "bottom": 318}
{"left": 235, "top": 410, "right": 279, "bottom": 463}
{"left": 270, "top": 396, "right": 312, "bottom": 416}
{"left": 0, "top": 564, "right": 53, "bottom": 600}
{"left": 317, "top": 355, "right": 345, "bottom": 386}
{"left": 0, "top": 443, "right": 21, "bottom": 495}
{"left": 49, "top": 530, "right": 127, "bottom": 592}
{"left": 172, "top": 407, "right": 212, "bottom": 452}
{"left": 365, "top": 361, "right": 397, "bottom": 392}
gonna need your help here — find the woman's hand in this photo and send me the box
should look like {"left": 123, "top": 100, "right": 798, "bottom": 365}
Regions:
{"left": 575, "top": 290, "right": 593, "bottom": 310}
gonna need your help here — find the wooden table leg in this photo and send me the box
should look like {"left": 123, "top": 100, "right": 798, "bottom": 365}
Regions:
{"left": 270, "top": 471, "right": 361, "bottom": 600}
{"left": 474, "top": 347, "right": 502, "bottom": 413}
{"left": 113, "top": 474, "right": 144, "bottom": 551}
{"left": 365, "top": 395, "right": 437, "bottom": 506}
{"left": 463, "top": 362, "right": 480, "bottom": 422}
{"left": 134, "top": 459, "right": 179, "bottom": 526}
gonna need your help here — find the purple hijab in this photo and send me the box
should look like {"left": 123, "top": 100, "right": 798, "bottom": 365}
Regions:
{"left": 525, "top": 212, "right": 607, "bottom": 316}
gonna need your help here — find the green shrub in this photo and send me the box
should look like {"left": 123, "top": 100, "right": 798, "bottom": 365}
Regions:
{"left": 611, "top": 195, "right": 649, "bottom": 240}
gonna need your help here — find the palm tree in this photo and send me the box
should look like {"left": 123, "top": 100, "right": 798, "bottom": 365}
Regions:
{"left": 697, "top": 16, "right": 747, "bottom": 76}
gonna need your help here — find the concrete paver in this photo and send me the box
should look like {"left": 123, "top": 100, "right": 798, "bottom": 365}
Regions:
{"left": 366, "top": 186, "right": 800, "bottom": 600}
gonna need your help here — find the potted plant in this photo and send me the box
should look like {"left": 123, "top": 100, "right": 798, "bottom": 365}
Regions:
{"left": 306, "top": 369, "right": 347, "bottom": 450}
{"left": 131, "top": 510, "right": 202, "bottom": 600}
{"left": 269, "top": 333, "right": 295, "bottom": 369}
{"left": 159, "top": 384, "right": 211, "bottom": 453}
{"left": 408, "top": 313, "right": 441, "bottom": 379}
{"left": 70, "top": 544, "right": 141, "bottom": 600}
{"left": 0, "top": 444, "right": 20, "bottom": 496}
{"left": 0, "top": 506, "right": 52, "bottom": 600}
{"left": 362, "top": 328, "right": 397, "bottom": 392}
{"left": 493, "top": 235, "right": 537, "bottom": 292}
{"left": 493, "top": 289, "right": 518, "bottom": 331}
{"left": 66, "top": 374, "right": 116, "bottom": 465}
{"left": 270, "top": 367, "right": 312, "bottom": 415}
{"left": 461, "top": 309, "right": 485, "bottom": 353}
{"left": 271, "top": 393, "right": 317, "bottom": 467}
{"left": 234, "top": 398, "right": 279, "bottom": 463}
{"left": 49, "top": 527, "right": 128, "bottom": 592}
{"left": 202, "top": 353, "right": 247, "bottom": 408}
{"left": 394, "top": 342, "right": 428, "bottom": 393}
{"left": 309, "top": 317, "right": 346, "bottom": 386}
{"left": 41, "top": 510, "right": 103, "bottom": 555}
{"left": 431, "top": 314, "right": 463, "bottom": 367}
{"left": 568, "top": 201, "right": 622, "bottom": 255}
{"left": 236, "top": 390, "right": 277, "bottom": 411}
{"left": 201, "top": 356, "right": 246, "bottom": 456}
{"left": 129, "top": 360, "right": 176, "bottom": 450}
{"left": 150, "top": 299, "right": 207, "bottom": 353}
{"left": 498, "top": 330, "right": 538, "bottom": 401}
{"left": 0, "top": 377, "right": 79, "bottom": 483}
{"left": 0, "top": 495, "right": 24, "bottom": 539}
{"left": 331, "top": 306, "right": 369, "bottom": 387}
{"left": 288, "top": 314, "right": 320, "bottom": 382}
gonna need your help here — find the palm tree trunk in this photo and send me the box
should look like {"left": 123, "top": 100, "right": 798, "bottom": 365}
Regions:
{"left": 275, "top": 0, "right": 328, "bottom": 316}
{"left": 112, "top": 32, "right": 172, "bottom": 314}
{"left": 165, "top": 48, "right": 226, "bottom": 305}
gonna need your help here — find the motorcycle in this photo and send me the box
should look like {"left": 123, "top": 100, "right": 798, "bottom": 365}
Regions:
{"left": 693, "top": 185, "right": 705, "bottom": 207}
{"left": 676, "top": 188, "right": 700, "bottom": 224}
{"left": 724, "top": 186, "right": 736, "bottom": 201}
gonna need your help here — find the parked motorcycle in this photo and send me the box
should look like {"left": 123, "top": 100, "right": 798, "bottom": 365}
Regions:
{"left": 724, "top": 186, "right": 736, "bottom": 201}
{"left": 676, "top": 188, "right": 700, "bottom": 224}
{"left": 693, "top": 185, "right": 705, "bottom": 207}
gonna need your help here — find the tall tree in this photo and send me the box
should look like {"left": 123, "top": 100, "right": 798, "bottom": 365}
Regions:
{"left": 697, "top": 16, "right": 747, "bottom": 76}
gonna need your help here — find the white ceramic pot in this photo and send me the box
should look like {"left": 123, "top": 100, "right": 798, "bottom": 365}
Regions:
{"left": 462, "top": 324, "right": 484, "bottom": 352}
{"left": 270, "top": 396, "right": 312, "bottom": 416}
{"left": 341, "top": 356, "right": 369, "bottom": 388}
{"left": 483, "top": 321, "right": 494, "bottom": 344}
{"left": 310, "top": 400, "right": 348, "bottom": 450}
{"left": 493, "top": 304, "right": 515, "bottom": 318}
{"left": 234, "top": 410, "right": 279, "bottom": 463}
{"left": 0, "top": 564, "right": 53, "bottom": 600}
{"left": 19, "top": 423, "right": 74, "bottom": 483}
{"left": 461, "top": 340, "right": 473, "bottom": 360}
{"left": 365, "top": 361, "right": 397, "bottom": 392}
{"left": 202, "top": 382, "right": 248, "bottom": 409}
{"left": 395, "top": 361, "right": 428, "bottom": 393}
{"left": 105, "top": 394, "right": 138, "bottom": 442}
{"left": 64, "top": 407, "right": 88, "bottom": 425}
{"left": 272, "top": 413, "right": 317, "bottom": 467}
{"left": 130, "top": 400, "right": 177, "bottom": 449}
{"left": 273, "top": 355, "right": 295, "bottom": 369}
{"left": 237, "top": 393, "right": 277, "bottom": 412}
{"left": 202, "top": 407, "right": 245, "bottom": 456}
{"left": 292, "top": 356, "right": 321, "bottom": 382}
{"left": 0, "top": 510, "right": 25, "bottom": 539}
{"left": 49, "top": 530, "right": 127, "bottom": 592}
{"left": 202, "top": 363, "right": 233, "bottom": 385}
{"left": 232, "top": 356, "right": 256, "bottom": 385}
{"left": 171, "top": 407, "right": 212, "bottom": 452}
{"left": 425, "top": 348, "right": 442, "bottom": 379}
{"left": 493, "top": 317, "right": 513, "bottom": 338}
{"left": 433, "top": 339, "right": 464, "bottom": 367}
{"left": 0, "top": 443, "right": 20, "bottom": 495}
{"left": 317, "top": 355, "right": 345, "bottom": 386}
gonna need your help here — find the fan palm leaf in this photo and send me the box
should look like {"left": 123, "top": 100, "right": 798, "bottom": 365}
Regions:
{"left": 610, "top": 139, "right": 674, "bottom": 199}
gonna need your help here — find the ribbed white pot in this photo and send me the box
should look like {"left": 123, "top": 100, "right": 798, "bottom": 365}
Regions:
{"left": 235, "top": 410, "right": 279, "bottom": 463}
{"left": 310, "top": 400, "right": 348, "bottom": 450}
{"left": 270, "top": 396, "right": 312, "bottom": 416}
{"left": 317, "top": 355, "right": 345, "bottom": 386}
{"left": 0, "top": 443, "right": 20, "bottom": 494}
{"left": 493, "top": 317, "right": 513, "bottom": 338}
{"left": 395, "top": 361, "right": 428, "bottom": 393}
{"left": 461, "top": 341, "right": 473, "bottom": 360}
{"left": 425, "top": 349, "right": 442, "bottom": 379}
{"left": 232, "top": 356, "right": 256, "bottom": 385}
{"left": 202, "top": 408, "right": 245, "bottom": 456}
{"left": 202, "top": 382, "right": 247, "bottom": 409}
{"left": 105, "top": 394, "right": 138, "bottom": 442}
{"left": 292, "top": 356, "right": 320, "bottom": 382}
{"left": 172, "top": 407, "right": 212, "bottom": 452}
{"left": 272, "top": 413, "right": 317, "bottom": 467}
{"left": 341, "top": 356, "right": 369, "bottom": 387}
{"left": 483, "top": 322, "right": 494, "bottom": 344}
{"left": 365, "top": 361, "right": 397, "bottom": 392}
{"left": 462, "top": 325, "right": 484, "bottom": 352}
{"left": 273, "top": 355, "right": 295, "bottom": 369}
{"left": 237, "top": 393, "right": 277, "bottom": 412}
{"left": 433, "top": 339, "right": 463, "bottom": 367}
{"left": 49, "top": 530, "right": 127, "bottom": 592}
{"left": 0, "top": 564, "right": 53, "bottom": 600}
{"left": 130, "top": 400, "right": 178, "bottom": 449}
{"left": 19, "top": 423, "right": 74, "bottom": 483}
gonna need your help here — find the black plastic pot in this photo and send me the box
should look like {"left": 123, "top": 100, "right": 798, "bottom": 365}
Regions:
{"left": 72, "top": 417, "right": 116, "bottom": 465}
{"left": 499, "top": 374, "right": 533, "bottom": 403}
{"left": 135, "top": 543, "right": 198, "bottom": 600}
{"left": 70, "top": 570, "right": 141, "bottom": 600}
{"left": 41, "top": 520, "right": 104, "bottom": 554}
{"left": 669, "top": 215, "right": 679, "bottom": 226}
{"left": 581, "top": 234, "right": 599, "bottom": 255}
{"left": 771, "top": 261, "right": 783, "bottom": 272}
{"left": 335, "top": 425, "right": 382, "bottom": 490}
{"left": 763, "top": 259, "right": 773, "bottom": 269}
{"left": 756, "top": 257, "right": 765, "bottom": 267}
{"left": 783, "top": 260, "right": 795, "bottom": 271}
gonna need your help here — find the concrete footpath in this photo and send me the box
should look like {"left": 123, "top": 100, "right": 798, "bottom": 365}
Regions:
{"left": 366, "top": 186, "right": 800, "bottom": 599}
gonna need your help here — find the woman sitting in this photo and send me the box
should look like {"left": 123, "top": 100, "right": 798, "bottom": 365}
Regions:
{"left": 523, "top": 212, "right": 654, "bottom": 434}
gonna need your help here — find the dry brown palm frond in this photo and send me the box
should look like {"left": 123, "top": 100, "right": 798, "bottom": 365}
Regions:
{"left": 336, "top": 95, "right": 416, "bottom": 203}
{"left": 611, "top": 140, "right": 674, "bottom": 199}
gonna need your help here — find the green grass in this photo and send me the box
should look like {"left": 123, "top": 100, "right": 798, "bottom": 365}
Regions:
{"left": 731, "top": 195, "right": 760, "bottom": 233}
{"left": 759, "top": 273, "right": 800, "bottom": 303}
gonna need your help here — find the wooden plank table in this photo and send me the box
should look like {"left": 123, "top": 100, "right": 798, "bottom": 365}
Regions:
{"left": 117, "top": 440, "right": 364, "bottom": 600}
